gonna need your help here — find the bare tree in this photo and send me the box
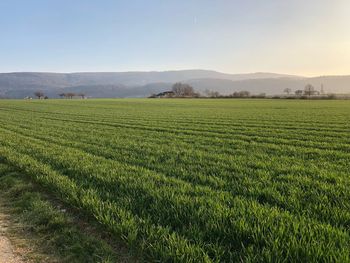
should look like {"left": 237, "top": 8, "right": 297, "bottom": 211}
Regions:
{"left": 34, "top": 91, "right": 44, "bottom": 99}
{"left": 232, "top": 91, "right": 250, "bottom": 98}
{"left": 210, "top": 91, "right": 221, "bottom": 98}
{"left": 205, "top": 89, "right": 221, "bottom": 98}
{"left": 283, "top": 88, "right": 292, "bottom": 95}
{"left": 172, "top": 82, "right": 196, "bottom": 97}
{"left": 66, "top": 92, "right": 76, "bottom": 99}
{"left": 78, "top": 93, "right": 86, "bottom": 99}
{"left": 304, "top": 84, "right": 316, "bottom": 97}
{"left": 184, "top": 86, "right": 195, "bottom": 96}
{"left": 295, "top": 90, "right": 303, "bottom": 96}
{"left": 240, "top": 91, "right": 250, "bottom": 97}
{"left": 172, "top": 82, "right": 183, "bottom": 96}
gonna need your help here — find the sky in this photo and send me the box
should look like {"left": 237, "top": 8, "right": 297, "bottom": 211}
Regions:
{"left": 0, "top": 0, "right": 349, "bottom": 76}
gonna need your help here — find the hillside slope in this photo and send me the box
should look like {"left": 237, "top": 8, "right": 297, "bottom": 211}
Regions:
{"left": 0, "top": 70, "right": 349, "bottom": 98}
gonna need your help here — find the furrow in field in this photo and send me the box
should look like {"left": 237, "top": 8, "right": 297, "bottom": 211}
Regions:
{"left": 1, "top": 99, "right": 350, "bottom": 262}
{"left": 1, "top": 108, "right": 349, "bottom": 157}
{"left": 0, "top": 132, "right": 349, "bottom": 262}
{"left": 1, "top": 124, "right": 350, "bottom": 231}
{"left": 1, "top": 105, "right": 350, "bottom": 136}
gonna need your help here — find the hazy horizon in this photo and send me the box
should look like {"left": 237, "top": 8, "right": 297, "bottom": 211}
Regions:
{"left": 1, "top": 0, "right": 349, "bottom": 76}
{"left": 2, "top": 69, "right": 350, "bottom": 79}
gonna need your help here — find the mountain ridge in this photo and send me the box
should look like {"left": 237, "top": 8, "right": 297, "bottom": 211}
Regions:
{"left": 0, "top": 70, "right": 349, "bottom": 98}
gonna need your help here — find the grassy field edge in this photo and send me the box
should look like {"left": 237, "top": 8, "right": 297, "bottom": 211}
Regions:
{"left": 0, "top": 160, "right": 138, "bottom": 263}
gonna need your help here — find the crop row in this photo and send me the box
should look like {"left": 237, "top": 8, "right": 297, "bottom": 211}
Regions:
{"left": 0, "top": 99, "right": 349, "bottom": 262}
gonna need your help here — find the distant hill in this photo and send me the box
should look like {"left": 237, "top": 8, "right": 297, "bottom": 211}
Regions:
{"left": 0, "top": 70, "right": 349, "bottom": 98}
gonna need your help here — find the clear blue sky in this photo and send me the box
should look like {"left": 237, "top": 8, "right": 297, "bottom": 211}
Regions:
{"left": 0, "top": 0, "right": 349, "bottom": 76}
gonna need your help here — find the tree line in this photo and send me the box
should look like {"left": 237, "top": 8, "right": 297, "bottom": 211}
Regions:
{"left": 31, "top": 83, "right": 340, "bottom": 100}
{"left": 150, "top": 82, "right": 341, "bottom": 99}
{"left": 58, "top": 93, "right": 86, "bottom": 99}
{"left": 31, "top": 92, "right": 87, "bottom": 99}
{"left": 282, "top": 84, "right": 337, "bottom": 99}
{"left": 149, "top": 83, "right": 263, "bottom": 98}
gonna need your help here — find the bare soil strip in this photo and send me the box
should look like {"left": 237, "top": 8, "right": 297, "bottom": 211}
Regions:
{"left": 0, "top": 213, "right": 24, "bottom": 263}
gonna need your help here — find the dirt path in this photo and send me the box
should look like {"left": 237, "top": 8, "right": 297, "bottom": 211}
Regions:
{"left": 0, "top": 213, "right": 24, "bottom": 263}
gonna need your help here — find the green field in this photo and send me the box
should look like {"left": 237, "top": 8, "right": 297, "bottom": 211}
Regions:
{"left": 0, "top": 99, "right": 350, "bottom": 262}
